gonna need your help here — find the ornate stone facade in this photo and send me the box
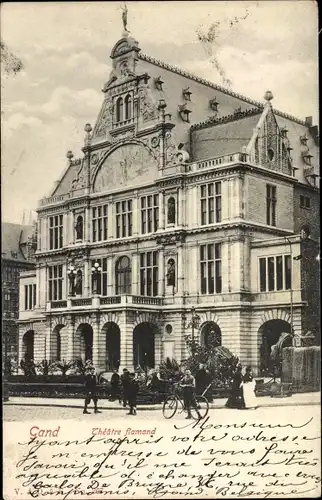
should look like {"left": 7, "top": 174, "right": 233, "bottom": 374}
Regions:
{"left": 18, "top": 33, "right": 320, "bottom": 375}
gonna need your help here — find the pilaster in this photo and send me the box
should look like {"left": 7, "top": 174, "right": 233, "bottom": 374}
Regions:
{"left": 108, "top": 202, "right": 114, "bottom": 239}
{"left": 119, "top": 311, "right": 133, "bottom": 371}
{"left": 158, "top": 247, "right": 165, "bottom": 296}
{"left": 132, "top": 252, "right": 139, "bottom": 295}
{"left": 159, "top": 191, "right": 165, "bottom": 230}
{"left": 133, "top": 195, "right": 139, "bottom": 235}
{"left": 83, "top": 260, "right": 90, "bottom": 297}
{"left": 107, "top": 255, "right": 114, "bottom": 296}
{"left": 177, "top": 243, "right": 184, "bottom": 295}
{"left": 92, "top": 313, "right": 100, "bottom": 367}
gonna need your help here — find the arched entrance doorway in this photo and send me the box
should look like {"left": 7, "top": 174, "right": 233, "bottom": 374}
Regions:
{"left": 76, "top": 323, "right": 93, "bottom": 362}
{"left": 22, "top": 330, "right": 34, "bottom": 360}
{"left": 133, "top": 322, "right": 157, "bottom": 369}
{"left": 201, "top": 322, "right": 222, "bottom": 348}
{"left": 51, "top": 325, "right": 66, "bottom": 361}
{"left": 259, "top": 319, "right": 292, "bottom": 375}
{"left": 102, "top": 322, "right": 120, "bottom": 371}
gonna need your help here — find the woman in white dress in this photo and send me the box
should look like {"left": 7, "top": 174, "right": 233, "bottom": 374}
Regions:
{"left": 243, "top": 366, "right": 257, "bottom": 409}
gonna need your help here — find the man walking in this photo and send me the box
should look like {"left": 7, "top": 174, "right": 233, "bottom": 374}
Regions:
{"left": 110, "top": 369, "right": 121, "bottom": 402}
{"left": 127, "top": 372, "right": 139, "bottom": 416}
{"left": 83, "top": 365, "right": 101, "bottom": 414}
{"left": 120, "top": 368, "right": 130, "bottom": 407}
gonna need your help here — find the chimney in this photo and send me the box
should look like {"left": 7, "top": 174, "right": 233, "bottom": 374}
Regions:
{"left": 305, "top": 116, "right": 313, "bottom": 127}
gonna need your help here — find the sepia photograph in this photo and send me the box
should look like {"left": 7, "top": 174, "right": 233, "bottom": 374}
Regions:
{"left": 2, "top": 1, "right": 320, "bottom": 498}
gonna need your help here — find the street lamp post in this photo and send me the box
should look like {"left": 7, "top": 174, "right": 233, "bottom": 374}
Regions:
{"left": 182, "top": 306, "right": 201, "bottom": 354}
{"left": 68, "top": 265, "right": 77, "bottom": 296}
{"left": 91, "top": 261, "right": 102, "bottom": 295}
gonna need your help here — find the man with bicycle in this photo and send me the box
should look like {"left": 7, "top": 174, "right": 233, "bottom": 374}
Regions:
{"left": 180, "top": 369, "right": 200, "bottom": 419}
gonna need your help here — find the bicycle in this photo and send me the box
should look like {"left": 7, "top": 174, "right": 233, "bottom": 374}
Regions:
{"left": 162, "top": 382, "right": 210, "bottom": 420}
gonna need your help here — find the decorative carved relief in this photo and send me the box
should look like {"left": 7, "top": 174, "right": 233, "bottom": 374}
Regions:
{"left": 165, "top": 131, "right": 177, "bottom": 166}
{"left": 138, "top": 86, "right": 158, "bottom": 122}
{"left": 93, "top": 143, "right": 158, "bottom": 192}
{"left": 71, "top": 159, "right": 86, "bottom": 190}
{"left": 93, "top": 99, "right": 114, "bottom": 137}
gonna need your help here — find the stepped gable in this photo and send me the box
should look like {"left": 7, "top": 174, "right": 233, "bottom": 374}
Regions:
{"left": 191, "top": 108, "right": 262, "bottom": 160}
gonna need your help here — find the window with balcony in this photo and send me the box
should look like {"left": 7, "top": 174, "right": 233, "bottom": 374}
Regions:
{"left": 49, "top": 214, "right": 63, "bottom": 249}
{"left": 200, "top": 243, "right": 222, "bottom": 294}
{"left": 140, "top": 251, "right": 159, "bottom": 296}
{"left": 116, "top": 200, "right": 132, "bottom": 238}
{"left": 259, "top": 255, "right": 292, "bottom": 292}
{"left": 91, "top": 258, "right": 108, "bottom": 295}
{"left": 141, "top": 195, "right": 159, "bottom": 234}
{"left": 92, "top": 205, "right": 108, "bottom": 242}
{"left": 24, "top": 284, "right": 36, "bottom": 310}
{"left": 201, "top": 182, "right": 221, "bottom": 225}
{"left": 266, "top": 185, "right": 277, "bottom": 226}
{"left": 115, "top": 256, "right": 131, "bottom": 295}
{"left": 48, "top": 265, "right": 63, "bottom": 301}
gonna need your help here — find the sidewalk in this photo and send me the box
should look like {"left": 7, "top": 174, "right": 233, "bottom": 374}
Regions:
{"left": 4, "top": 391, "right": 320, "bottom": 411}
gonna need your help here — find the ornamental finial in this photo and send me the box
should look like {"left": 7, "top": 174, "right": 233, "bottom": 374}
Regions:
{"left": 264, "top": 90, "right": 274, "bottom": 102}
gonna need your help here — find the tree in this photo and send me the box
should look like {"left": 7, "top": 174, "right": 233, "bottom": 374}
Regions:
{"left": 1, "top": 38, "right": 24, "bottom": 76}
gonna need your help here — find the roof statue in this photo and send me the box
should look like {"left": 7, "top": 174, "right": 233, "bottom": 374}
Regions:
{"left": 121, "top": 2, "right": 130, "bottom": 34}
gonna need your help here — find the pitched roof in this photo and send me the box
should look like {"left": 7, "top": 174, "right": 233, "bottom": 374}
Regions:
{"left": 139, "top": 53, "right": 307, "bottom": 126}
{"left": 191, "top": 109, "right": 261, "bottom": 160}
{"left": 1, "top": 223, "right": 35, "bottom": 262}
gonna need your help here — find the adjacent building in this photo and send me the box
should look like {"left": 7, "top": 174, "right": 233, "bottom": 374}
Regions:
{"left": 2, "top": 222, "right": 36, "bottom": 358}
{"left": 18, "top": 31, "right": 320, "bottom": 374}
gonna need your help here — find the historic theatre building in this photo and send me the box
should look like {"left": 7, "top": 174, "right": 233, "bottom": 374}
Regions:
{"left": 18, "top": 31, "right": 320, "bottom": 374}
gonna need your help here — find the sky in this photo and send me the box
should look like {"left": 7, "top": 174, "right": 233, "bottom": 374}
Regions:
{"left": 1, "top": 1, "right": 318, "bottom": 224}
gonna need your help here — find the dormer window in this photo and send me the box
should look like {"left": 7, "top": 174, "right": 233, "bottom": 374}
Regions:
{"left": 178, "top": 103, "right": 191, "bottom": 123}
{"left": 154, "top": 76, "right": 164, "bottom": 91}
{"left": 300, "top": 134, "right": 308, "bottom": 146}
{"left": 116, "top": 96, "right": 124, "bottom": 122}
{"left": 182, "top": 87, "right": 192, "bottom": 101}
{"left": 209, "top": 98, "right": 219, "bottom": 112}
{"left": 280, "top": 126, "right": 288, "bottom": 138}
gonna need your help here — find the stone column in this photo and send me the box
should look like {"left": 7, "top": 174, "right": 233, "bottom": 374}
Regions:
{"left": 222, "top": 178, "right": 229, "bottom": 222}
{"left": 190, "top": 187, "right": 198, "bottom": 229}
{"left": 83, "top": 260, "right": 90, "bottom": 297}
{"left": 221, "top": 242, "right": 230, "bottom": 293}
{"left": 119, "top": 311, "right": 133, "bottom": 372}
{"left": 177, "top": 187, "right": 184, "bottom": 227}
{"left": 132, "top": 252, "right": 139, "bottom": 295}
{"left": 158, "top": 247, "right": 165, "bottom": 296}
{"left": 177, "top": 243, "right": 184, "bottom": 295}
{"left": 107, "top": 255, "right": 114, "bottom": 296}
{"left": 92, "top": 314, "right": 100, "bottom": 368}
{"left": 159, "top": 191, "right": 165, "bottom": 230}
{"left": 84, "top": 206, "right": 90, "bottom": 242}
{"left": 68, "top": 211, "right": 74, "bottom": 245}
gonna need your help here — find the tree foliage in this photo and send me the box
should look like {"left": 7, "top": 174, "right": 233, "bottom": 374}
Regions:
{"left": 181, "top": 334, "right": 239, "bottom": 387}
{"left": 1, "top": 38, "right": 24, "bottom": 76}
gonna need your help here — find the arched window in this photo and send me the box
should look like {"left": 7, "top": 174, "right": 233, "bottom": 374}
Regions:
{"left": 167, "top": 197, "right": 176, "bottom": 225}
{"left": 124, "top": 94, "right": 132, "bottom": 120}
{"left": 115, "top": 256, "right": 131, "bottom": 294}
{"left": 56, "top": 332, "right": 61, "bottom": 361}
{"left": 116, "top": 97, "right": 123, "bottom": 122}
{"left": 75, "top": 215, "right": 83, "bottom": 240}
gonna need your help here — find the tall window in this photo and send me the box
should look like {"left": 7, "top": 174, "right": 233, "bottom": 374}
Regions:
{"left": 91, "top": 258, "right": 108, "bottom": 296}
{"left": 141, "top": 195, "right": 159, "bottom": 234}
{"left": 92, "top": 205, "right": 108, "bottom": 242}
{"left": 200, "top": 243, "right": 222, "bottom": 294}
{"left": 124, "top": 94, "right": 132, "bottom": 120}
{"left": 116, "top": 200, "right": 132, "bottom": 238}
{"left": 259, "top": 255, "right": 292, "bottom": 292}
{"left": 48, "top": 265, "right": 63, "bottom": 301}
{"left": 115, "top": 256, "right": 131, "bottom": 294}
{"left": 140, "top": 251, "right": 159, "bottom": 296}
{"left": 49, "top": 215, "right": 63, "bottom": 249}
{"left": 201, "top": 182, "right": 221, "bottom": 225}
{"left": 266, "top": 185, "right": 277, "bottom": 226}
{"left": 24, "top": 284, "right": 36, "bottom": 310}
{"left": 116, "top": 97, "right": 123, "bottom": 122}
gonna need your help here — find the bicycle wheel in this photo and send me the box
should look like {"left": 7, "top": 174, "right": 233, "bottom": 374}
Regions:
{"left": 162, "top": 395, "right": 178, "bottom": 419}
{"left": 191, "top": 395, "right": 209, "bottom": 420}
